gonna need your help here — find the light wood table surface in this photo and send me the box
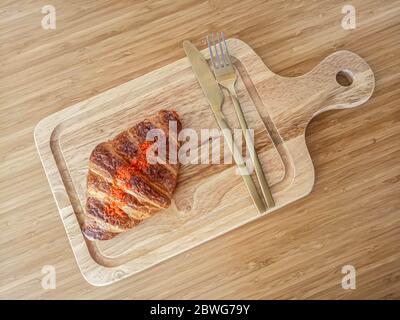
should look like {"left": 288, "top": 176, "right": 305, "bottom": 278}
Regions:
{"left": 1, "top": 0, "right": 399, "bottom": 299}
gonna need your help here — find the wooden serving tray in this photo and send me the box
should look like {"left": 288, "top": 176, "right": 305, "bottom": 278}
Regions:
{"left": 34, "top": 39, "right": 374, "bottom": 286}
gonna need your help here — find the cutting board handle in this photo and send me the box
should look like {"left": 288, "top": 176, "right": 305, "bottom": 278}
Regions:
{"left": 268, "top": 50, "right": 376, "bottom": 136}
{"left": 306, "top": 50, "right": 375, "bottom": 117}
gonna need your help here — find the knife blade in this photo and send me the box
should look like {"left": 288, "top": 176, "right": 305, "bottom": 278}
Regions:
{"left": 183, "top": 40, "right": 266, "bottom": 213}
{"left": 183, "top": 41, "right": 224, "bottom": 112}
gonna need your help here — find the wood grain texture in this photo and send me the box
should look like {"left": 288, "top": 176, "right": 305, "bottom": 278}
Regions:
{"left": 1, "top": 0, "right": 399, "bottom": 297}
{"left": 34, "top": 38, "right": 374, "bottom": 285}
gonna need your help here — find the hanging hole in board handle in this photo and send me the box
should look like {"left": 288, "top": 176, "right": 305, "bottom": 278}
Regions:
{"left": 336, "top": 69, "right": 354, "bottom": 87}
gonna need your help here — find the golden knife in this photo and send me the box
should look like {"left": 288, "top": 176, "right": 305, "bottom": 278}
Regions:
{"left": 183, "top": 40, "right": 266, "bottom": 213}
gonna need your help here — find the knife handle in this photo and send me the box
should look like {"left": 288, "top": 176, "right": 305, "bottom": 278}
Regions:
{"left": 230, "top": 93, "right": 275, "bottom": 208}
{"left": 214, "top": 112, "right": 267, "bottom": 213}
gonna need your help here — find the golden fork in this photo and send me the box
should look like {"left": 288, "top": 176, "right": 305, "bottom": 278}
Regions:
{"left": 207, "top": 32, "right": 275, "bottom": 208}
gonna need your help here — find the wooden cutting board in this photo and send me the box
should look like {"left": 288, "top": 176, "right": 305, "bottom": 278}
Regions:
{"left": 34, "top": 38, "right": 374, "bottom": 286}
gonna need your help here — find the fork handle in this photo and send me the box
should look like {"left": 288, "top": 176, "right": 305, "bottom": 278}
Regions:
{"left": 214, "top": 112, "right": 267, "bottom": 213}
{"left": 229, "top": 91, "right": 275, "bottom": 208}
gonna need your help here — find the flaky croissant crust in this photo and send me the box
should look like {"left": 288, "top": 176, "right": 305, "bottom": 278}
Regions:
{"left": 83, "top": 110, "right": 181, "bottom": 240}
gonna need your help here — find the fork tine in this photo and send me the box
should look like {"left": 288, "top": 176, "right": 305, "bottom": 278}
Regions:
{"left": 221, "top": 32, "right": 232, "bottom": 65}
{"left": 212, "top": 33, "right": 220, "bottom": 68}
{"left": 217, "top": 32, "right": 225, "bottom": 67}
{"left": 206, "top": 35, "right": 216, "bottom": 69}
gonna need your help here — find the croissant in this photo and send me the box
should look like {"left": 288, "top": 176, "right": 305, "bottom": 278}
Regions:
{"left": 83, "top": 110, "right": 182, "bottom": 240}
